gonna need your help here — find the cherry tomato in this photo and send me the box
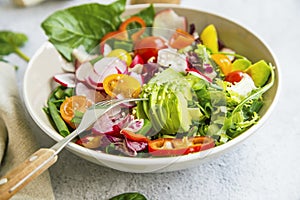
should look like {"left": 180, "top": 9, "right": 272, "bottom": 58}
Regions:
{"left": 225, "top": 71, "right": 244, "bottom": 84}
{"left": 134, "top": 36, "right": 168, "bottom": 63}
{"left": 76, "top": 134, "right": 104, "bottom": 149}
{"left": 107, "top": 49, "right": 132, "bottom": 67}
{"left": 60, "top": 96, "right": 92, "bottom": 129}
{"left": 103, "top": 74, "right": 141, "bottom": 98}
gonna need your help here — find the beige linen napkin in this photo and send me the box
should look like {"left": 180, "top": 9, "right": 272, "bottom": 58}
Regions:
{"left": 0, "top": 62, "right": 55, "bottom": 200}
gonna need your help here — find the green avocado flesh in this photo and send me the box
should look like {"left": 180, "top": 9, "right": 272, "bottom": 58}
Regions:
{"left": 245, "top": 60, "right": 271, "bottom": 87}
{"left": 137, "top": 68, "right": 202, "bottom": 135}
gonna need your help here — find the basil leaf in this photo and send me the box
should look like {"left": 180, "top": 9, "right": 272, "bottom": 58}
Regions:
{"left": 41, "top": 0, "right": 126, "bottom": 61}
{"left": 132, "top": 4, "right": 155, "bottom": 27}
{"left": 109, "top": 192, "right": 147, "bottom": 200}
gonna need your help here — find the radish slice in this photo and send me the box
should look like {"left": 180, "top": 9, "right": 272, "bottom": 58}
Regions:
{"left": 76, "top": 82, "right": 110, "bottom": 102}
{"left": 75, "top": 62, "right": 93, "bottom": 82}
{"left": 102, "top": 43, "right": 112, "bottom": 56}
{"left": 75, "top": 82, "right": 97, "bottom": 102}
{"left": 93, "top": 57, "right": 127, "bottom": 76}
{"left": 85, "top": 77, "right": 104, "bottom": 91}
{"left": 53, "top": 73, "right": 76, "bottom": 88}
{"left": 61, "top": 61, "right": 75, "bottom": 73}
{"left": 72, "top": 46, "right": 98, "bottom": 64}
{"left": 153, "top": 9, "right": 187, "bottom": 39}
{"left": 87, "top": 70, "right": 104, "bottom": 87}
{"left": 86, "top": 57, "right": 128, "bottom": 89}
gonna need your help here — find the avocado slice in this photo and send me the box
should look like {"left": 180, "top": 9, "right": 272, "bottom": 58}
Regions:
{"left": 139, "top": 68, "right": 198, "bottom": 135}
{"left": 156, "top": 83, "right": 170, "bottom": 131}
{"left": 166, "top": 83, "right": 192, "bottom": 133}
{"left": 245, "top": 60, "right": 271, "bottom": 87}
{"left": 232, "top": 59, "right": 252, "bottom": 71}
{"left": 165, "top": 88, "right": 181, "bottom": 133}
{"left": 148, "top": 83, "right": 165, "bottom": 132}
{"left": 174, "top": 89, "right": 192, "bottom": 132}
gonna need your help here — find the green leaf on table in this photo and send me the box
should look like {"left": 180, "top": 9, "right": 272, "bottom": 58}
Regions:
{"left": 0, "top": 30, "right": 29, "bottom": 62}
{"left": 0, "top": 31, "right": 28, "bottom": 55}
{"left": 0, "top": 31, "right": 30, "bottom": 63}
{"left": 109, "top": 192, "right": 147, "bottom": 200}
{"left": 41, "top": 0, "right": 127, "bottom": 61}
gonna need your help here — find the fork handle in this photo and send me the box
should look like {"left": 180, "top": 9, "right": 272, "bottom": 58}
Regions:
{"left": 0, "top": 148, "right": 57, "bottom": 200}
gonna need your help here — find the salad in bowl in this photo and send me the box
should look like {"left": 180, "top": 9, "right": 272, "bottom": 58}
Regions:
{"left": 23, "top": 0, "right": 279, "bottom": 171}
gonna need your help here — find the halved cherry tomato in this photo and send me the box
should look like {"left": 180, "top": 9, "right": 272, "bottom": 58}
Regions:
{"left": 103, "top": 74, "right": 141, "bottom": 98}
{"left": 107, "top": 49, "right": 132, "bottom": 67}
{"left": 169, "top": 29, "right": 194, "bottom": 49}
{"left": 76, "top": 134, "right": 105, "bottom": 149}
{"left": 225, "top": 71, "right": 244, "bottom": 84}
{"left": 60, "top": 96, "right": 92, "bottom": 129}
{"left": 211, "top": 53, "right": 232, "bottom": 75}
{"left": 134, "top": 36, "right": 168, "bottom": 63}
{"left": 148, "top": 136, "right": 215, "bottom": 156}
{"left": 120, "top": 129, "right": 149, "bottom": 143}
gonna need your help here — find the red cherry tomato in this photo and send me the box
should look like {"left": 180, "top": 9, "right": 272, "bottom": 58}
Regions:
{"left": 134, "top": 36, "right": 168, "bottom": 63}
{"left": 225, "top": 71, "right": 244, "bottom": 84}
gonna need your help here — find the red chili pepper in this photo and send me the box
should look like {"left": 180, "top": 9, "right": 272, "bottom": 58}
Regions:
{"left": 101, "top": 16, "right": 146, "bottom": 44}
{"left": 119, "top": 16, "right": 146, "bottom": 42}
{"left": 120, "top": 129, "right": 149, "bottom": 143}
{"left": 148, "top": 136, "right": 215, "bottom": 156}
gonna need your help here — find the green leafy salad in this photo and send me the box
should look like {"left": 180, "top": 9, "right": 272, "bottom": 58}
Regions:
{"left": 42, "top": 0, "right": 275, "bottom": 157}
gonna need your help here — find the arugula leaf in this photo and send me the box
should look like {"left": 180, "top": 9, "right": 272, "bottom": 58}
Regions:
{"left": 219, "top": 63, "right": 275, "bottom": 140}
{"left": 0, "top": 31, "right": 29, "bottom": 62}
{"left": 41, "top": 0, "right": 127, "bottom": 61}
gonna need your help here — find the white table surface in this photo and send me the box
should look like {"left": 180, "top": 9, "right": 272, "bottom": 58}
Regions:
{"left": 1, "top": 0, "right": 300, "bottom": 199}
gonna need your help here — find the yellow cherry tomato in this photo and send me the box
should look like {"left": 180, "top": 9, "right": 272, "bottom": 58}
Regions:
{"left": 200, "top": 24, "right": 219, "bottom": 53}
{"left": 60, "top": 96, "right": 92, "bottom": 129}
{"left": 103, "top": 74, "right": 141, "bottom": 98}
{"left": 107, "top": 49, "right": 132, "bottom": 67}
{"left": 211, "top": 54, "right": 233, "bottom": 76}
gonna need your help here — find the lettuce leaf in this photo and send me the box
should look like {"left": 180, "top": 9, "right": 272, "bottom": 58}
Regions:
{"left": 41, "top": 0, "right": 126, "bottom": 61}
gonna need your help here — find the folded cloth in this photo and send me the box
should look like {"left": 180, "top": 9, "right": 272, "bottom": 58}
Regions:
{"left": 12, "top": 0, "right": 46, "bottom": 7}
{"left": 0, "top": 62, "right": 55, "bottom": 200}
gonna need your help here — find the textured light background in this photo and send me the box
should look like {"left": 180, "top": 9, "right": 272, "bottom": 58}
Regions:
{"left": 0, "top": 0, "right": 299, "bottom": 199}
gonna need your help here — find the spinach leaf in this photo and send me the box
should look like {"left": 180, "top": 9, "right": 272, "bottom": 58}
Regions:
{"left": 41, "top": 0, "right": 127, "bottom": 61}
{"left": 0, "top": 31, "right": 29, "bottom": 62}
{"left": 109, "top": 192, "right": 147, "bottom": 200}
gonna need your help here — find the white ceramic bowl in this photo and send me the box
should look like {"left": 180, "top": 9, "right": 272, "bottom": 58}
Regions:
{"left": 23, "top": 4, "right": 280, "bottom": 173}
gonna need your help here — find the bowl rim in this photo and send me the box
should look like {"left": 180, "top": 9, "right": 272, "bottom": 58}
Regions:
{"left": 23, "top": 3, "right": 281, "bottom": 169}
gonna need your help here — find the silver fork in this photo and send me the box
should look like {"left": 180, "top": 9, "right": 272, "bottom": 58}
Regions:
{"left": 0, "top": 98, "right": 146, "bottom": 200}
